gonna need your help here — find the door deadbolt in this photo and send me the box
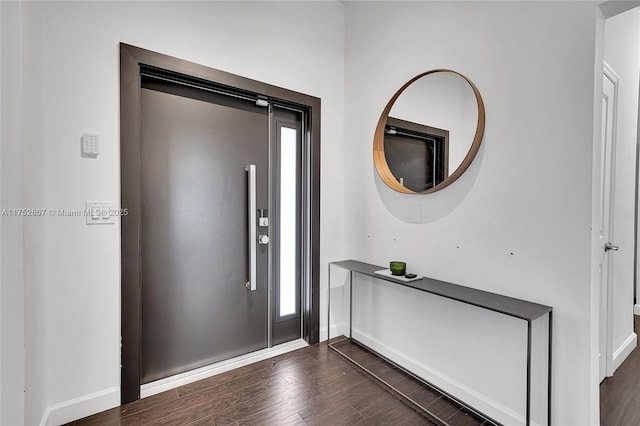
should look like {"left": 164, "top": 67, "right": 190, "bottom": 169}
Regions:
{"left": 258, "top": 234, "right": 270, "bottom": 245}
{"left": 258, "top": 209, "right": 269, "bottom": 227}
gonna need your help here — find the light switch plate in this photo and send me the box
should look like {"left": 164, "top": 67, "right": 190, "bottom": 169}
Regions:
{"left": 85, "top": 202, "right": 115, "bottom": 225}
{"left": 408, "top": 203, "right": 421, "bottom": 223}
{"left": 81, "top": 133, "right": 99, "bottom": 158}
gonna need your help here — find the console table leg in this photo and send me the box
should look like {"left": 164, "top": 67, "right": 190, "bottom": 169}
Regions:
{"left": 526, "top": 320, "right": 532, "bottom": 426}
{"left": 349, "top": 271, "right": 353, "bottom": 339}
{"left": 327, "top": 263, "right": 331, "bottom": 341}
{"left": 547, "top": 311, "right": 553, "bottom": 426}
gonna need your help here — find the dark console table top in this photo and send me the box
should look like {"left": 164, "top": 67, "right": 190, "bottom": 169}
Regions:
{"left": 330, "top": 260, "right": 552, "bottom": 321}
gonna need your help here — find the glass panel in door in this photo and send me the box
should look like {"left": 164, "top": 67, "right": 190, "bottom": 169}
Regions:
{"left": 272, "top": 115, "right": 303, "bottom": 346}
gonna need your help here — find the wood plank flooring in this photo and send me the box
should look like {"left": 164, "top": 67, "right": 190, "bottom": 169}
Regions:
{"left": 329, "top": 339, "right": 494, "bottom": 426}
{"left": 70, "top": 313, "right": 640, "bottom": 426}
{"left": 70, "top": 339, "right": 491, "bottom": 425}
{"left": 600, "top": 315, "right": 640, "bottom": 425}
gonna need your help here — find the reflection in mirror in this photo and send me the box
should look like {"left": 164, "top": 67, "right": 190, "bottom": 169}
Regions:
{"left": 373, "top": 69, "right": 485, "bottom": 194}
{"left": 384, "top": 117, "right": 449, "bottom": 192}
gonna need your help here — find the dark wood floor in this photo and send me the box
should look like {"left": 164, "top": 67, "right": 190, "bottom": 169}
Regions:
{"left": 71, "top": 339, "right": 491, "bottom": 426}
{"left": 600, "top": 315, "right": 640, "bottom": 425}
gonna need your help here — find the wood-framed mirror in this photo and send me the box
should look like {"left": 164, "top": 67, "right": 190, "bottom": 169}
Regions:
{"left": 373, "top": 69, "right": 486, "bottom": 194}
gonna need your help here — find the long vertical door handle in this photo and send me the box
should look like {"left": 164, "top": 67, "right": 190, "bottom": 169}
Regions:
{"left": 246, "top": 165, "right": 257, "bottom": 291}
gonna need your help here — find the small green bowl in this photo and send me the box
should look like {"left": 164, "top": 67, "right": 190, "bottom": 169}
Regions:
{"left": 390, "top": 261, "right": 406, "bottom": 276}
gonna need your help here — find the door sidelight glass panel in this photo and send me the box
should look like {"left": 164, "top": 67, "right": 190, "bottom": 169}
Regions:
{"left": 271, "top": 111, "right": 303, "bottom": 345}
{"left": 279, "top": 126, "right": 298, "bottom": 317}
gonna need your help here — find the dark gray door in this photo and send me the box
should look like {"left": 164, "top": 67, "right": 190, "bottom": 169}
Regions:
{"left": 139, "top": 81, "right": 269, "bottom": 383}
{"left": 121, "top": 44, "right": 321, "bottom": 404}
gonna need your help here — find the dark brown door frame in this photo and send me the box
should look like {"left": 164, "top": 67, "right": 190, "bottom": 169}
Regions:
{"left": 120, "top": 43, "right": 321, "bottom": 404}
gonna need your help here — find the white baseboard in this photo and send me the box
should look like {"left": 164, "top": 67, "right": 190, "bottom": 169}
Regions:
{"left": 634, "top": 305, "right": 640, "bottom": 315}
{"left": 612, "top": 331, "right": 637, "bottom": 373}
{"left": 40, "top": 386, "right": 120, "bottom": 426}
{"left": 141, "top": 339, "right": 308, "bottom": 398}
{"left": 351, "top": 328, "right": 529, "bottom": 426}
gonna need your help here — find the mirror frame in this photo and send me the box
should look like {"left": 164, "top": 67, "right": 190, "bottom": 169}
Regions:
{"left": 373, "top": 69, "right": 486, "bottom": 194}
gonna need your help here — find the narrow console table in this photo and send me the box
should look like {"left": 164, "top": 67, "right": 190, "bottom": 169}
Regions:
{"left": 327, "top": 260, "right": 552, "bottom": 426}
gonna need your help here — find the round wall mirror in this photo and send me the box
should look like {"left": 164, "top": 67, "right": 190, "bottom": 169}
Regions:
{"left": 373, "top": 69, "right": 485, "bottom": 194}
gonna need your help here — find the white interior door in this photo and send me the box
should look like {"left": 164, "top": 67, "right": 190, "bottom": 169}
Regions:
{"left": 599, "top": 62, "right": 619, "bottom": 382}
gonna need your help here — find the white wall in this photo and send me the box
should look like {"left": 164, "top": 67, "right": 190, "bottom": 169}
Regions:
{"left": 1, "top": 2, "right": 26, "bottom": 424}
{"left": 20, "top": 3, "right": 58, "bottom": 423}
{"left": 604, "top": 6, "right": 640, "bottom": 371}
{"left": 344, "top": 2, "right": 598, "bottom": 425}
{"left": 18, "top": 1, "right": 345, "bottom": 424}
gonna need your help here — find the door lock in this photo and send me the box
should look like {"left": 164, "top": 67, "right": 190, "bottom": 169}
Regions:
{"left": 258, "top": 209, "right": 269, "bottom": 227}
{"left": 258, "top": 234, "right": 270, "bottom": 245}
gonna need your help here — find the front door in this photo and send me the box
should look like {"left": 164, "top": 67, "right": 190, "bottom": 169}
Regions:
{"left": 120, "top": 44, "right": 321, "bottom": 403}
{"left": 139, "top": 79, "right": 270, "bottom": 383}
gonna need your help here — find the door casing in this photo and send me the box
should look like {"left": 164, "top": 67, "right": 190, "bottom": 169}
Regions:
{"left": 120, "top": 43, "right": 321, "bottom": 404}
